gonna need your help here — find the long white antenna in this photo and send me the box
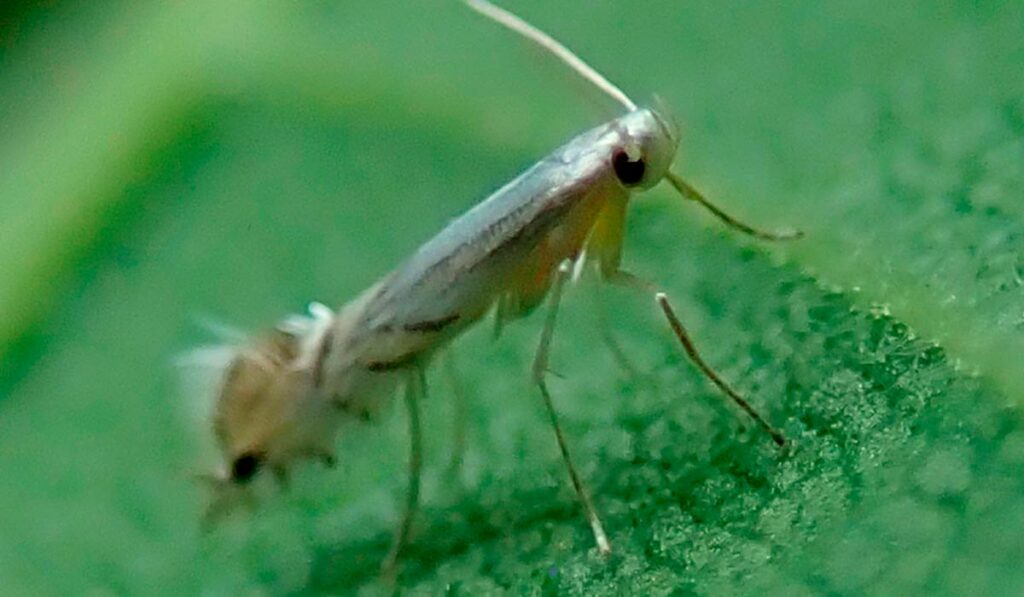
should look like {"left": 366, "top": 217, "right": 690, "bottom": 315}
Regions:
{"left": 465, "top": 0, "right": 638, "bottom": 112}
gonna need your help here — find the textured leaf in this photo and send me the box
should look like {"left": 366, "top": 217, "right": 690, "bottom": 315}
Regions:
{"left": 1, "top": 1, "right": 1022, "bottom": 594}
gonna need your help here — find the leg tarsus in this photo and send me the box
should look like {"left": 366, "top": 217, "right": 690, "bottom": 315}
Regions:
{"left": 534, "top": 260, "right": 612, "bottom": 555}
{"left": 537, "top": 378, "right": 612, "bottom": 555}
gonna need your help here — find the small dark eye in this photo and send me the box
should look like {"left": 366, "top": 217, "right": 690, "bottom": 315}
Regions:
{"left": 231, "top": 452, "right": 262, "bottom": 483}
{"left": 612, "top": 150, "right": 646, "bottom": 186}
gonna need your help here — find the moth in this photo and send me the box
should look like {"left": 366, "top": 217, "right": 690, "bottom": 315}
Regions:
{"left": 186, "top": 0, "right": 799, "bottom": 574}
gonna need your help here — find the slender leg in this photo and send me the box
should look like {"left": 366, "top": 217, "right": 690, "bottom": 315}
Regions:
{"left": 534, "top": 260, "right": 612, "bottom": 555}
{"left": 381, "top": 367, "right": 426, "bottom": 577}
{"left": 608, "top": 270, "right": 786, "bottom": 447}
{"left": 443, "top": 350, "right": 468, "bottom": 477}
{"left": 592, "top": 283, "right": 644, "bottom": 384}
{"left": 589, "top": 274, "right": 672, "bottom": 405}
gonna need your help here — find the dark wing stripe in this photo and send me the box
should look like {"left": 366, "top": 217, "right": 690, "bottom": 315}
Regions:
{"left": 403, "top": 314, "right": 461, "bottom": 333}
{"left": 365, "top": 352, "right": 419, "bottom": 372}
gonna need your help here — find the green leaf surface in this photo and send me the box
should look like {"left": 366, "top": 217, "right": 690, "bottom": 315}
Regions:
{"left": 1, "top": 1, "right": 1023, "bottom": 594}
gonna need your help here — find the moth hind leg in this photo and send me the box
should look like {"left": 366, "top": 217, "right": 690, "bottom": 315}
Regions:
{"left": 442, "top": 350, "right": 469, "bottom": 480}
{"left": 381, "top": 366, "right": 427, "bottom": 579}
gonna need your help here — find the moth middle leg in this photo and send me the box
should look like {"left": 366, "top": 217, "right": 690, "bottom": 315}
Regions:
{"left": 533, "top": 259, "right": 612, "bottom": 555}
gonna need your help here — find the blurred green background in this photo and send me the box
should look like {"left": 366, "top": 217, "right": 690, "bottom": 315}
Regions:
{"left": 2, "top": 0, "right": 1023, "bottom": 594}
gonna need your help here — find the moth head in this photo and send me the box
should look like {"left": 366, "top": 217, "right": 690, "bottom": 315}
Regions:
{"left": 610, "top": 106, "right": 680, "bottom": 191}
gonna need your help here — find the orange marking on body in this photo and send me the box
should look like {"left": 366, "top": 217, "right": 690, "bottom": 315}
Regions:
{"left": 505, "top": 179, "right": 624, "bottom": 316}
{"left": 586, "top": 193, "right": 628, "bottom": 277}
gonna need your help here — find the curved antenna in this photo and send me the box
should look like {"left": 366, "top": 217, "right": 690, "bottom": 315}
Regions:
{"left": 465, "top": 0, "right": 637, "bottom": 112}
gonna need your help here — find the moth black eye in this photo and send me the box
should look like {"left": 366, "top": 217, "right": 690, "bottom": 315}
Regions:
{"left": 231, "top": 452, "right": 262, "bottom": 484}
{"left": 613, "top": 150, "right": 646, "bottom": 186}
